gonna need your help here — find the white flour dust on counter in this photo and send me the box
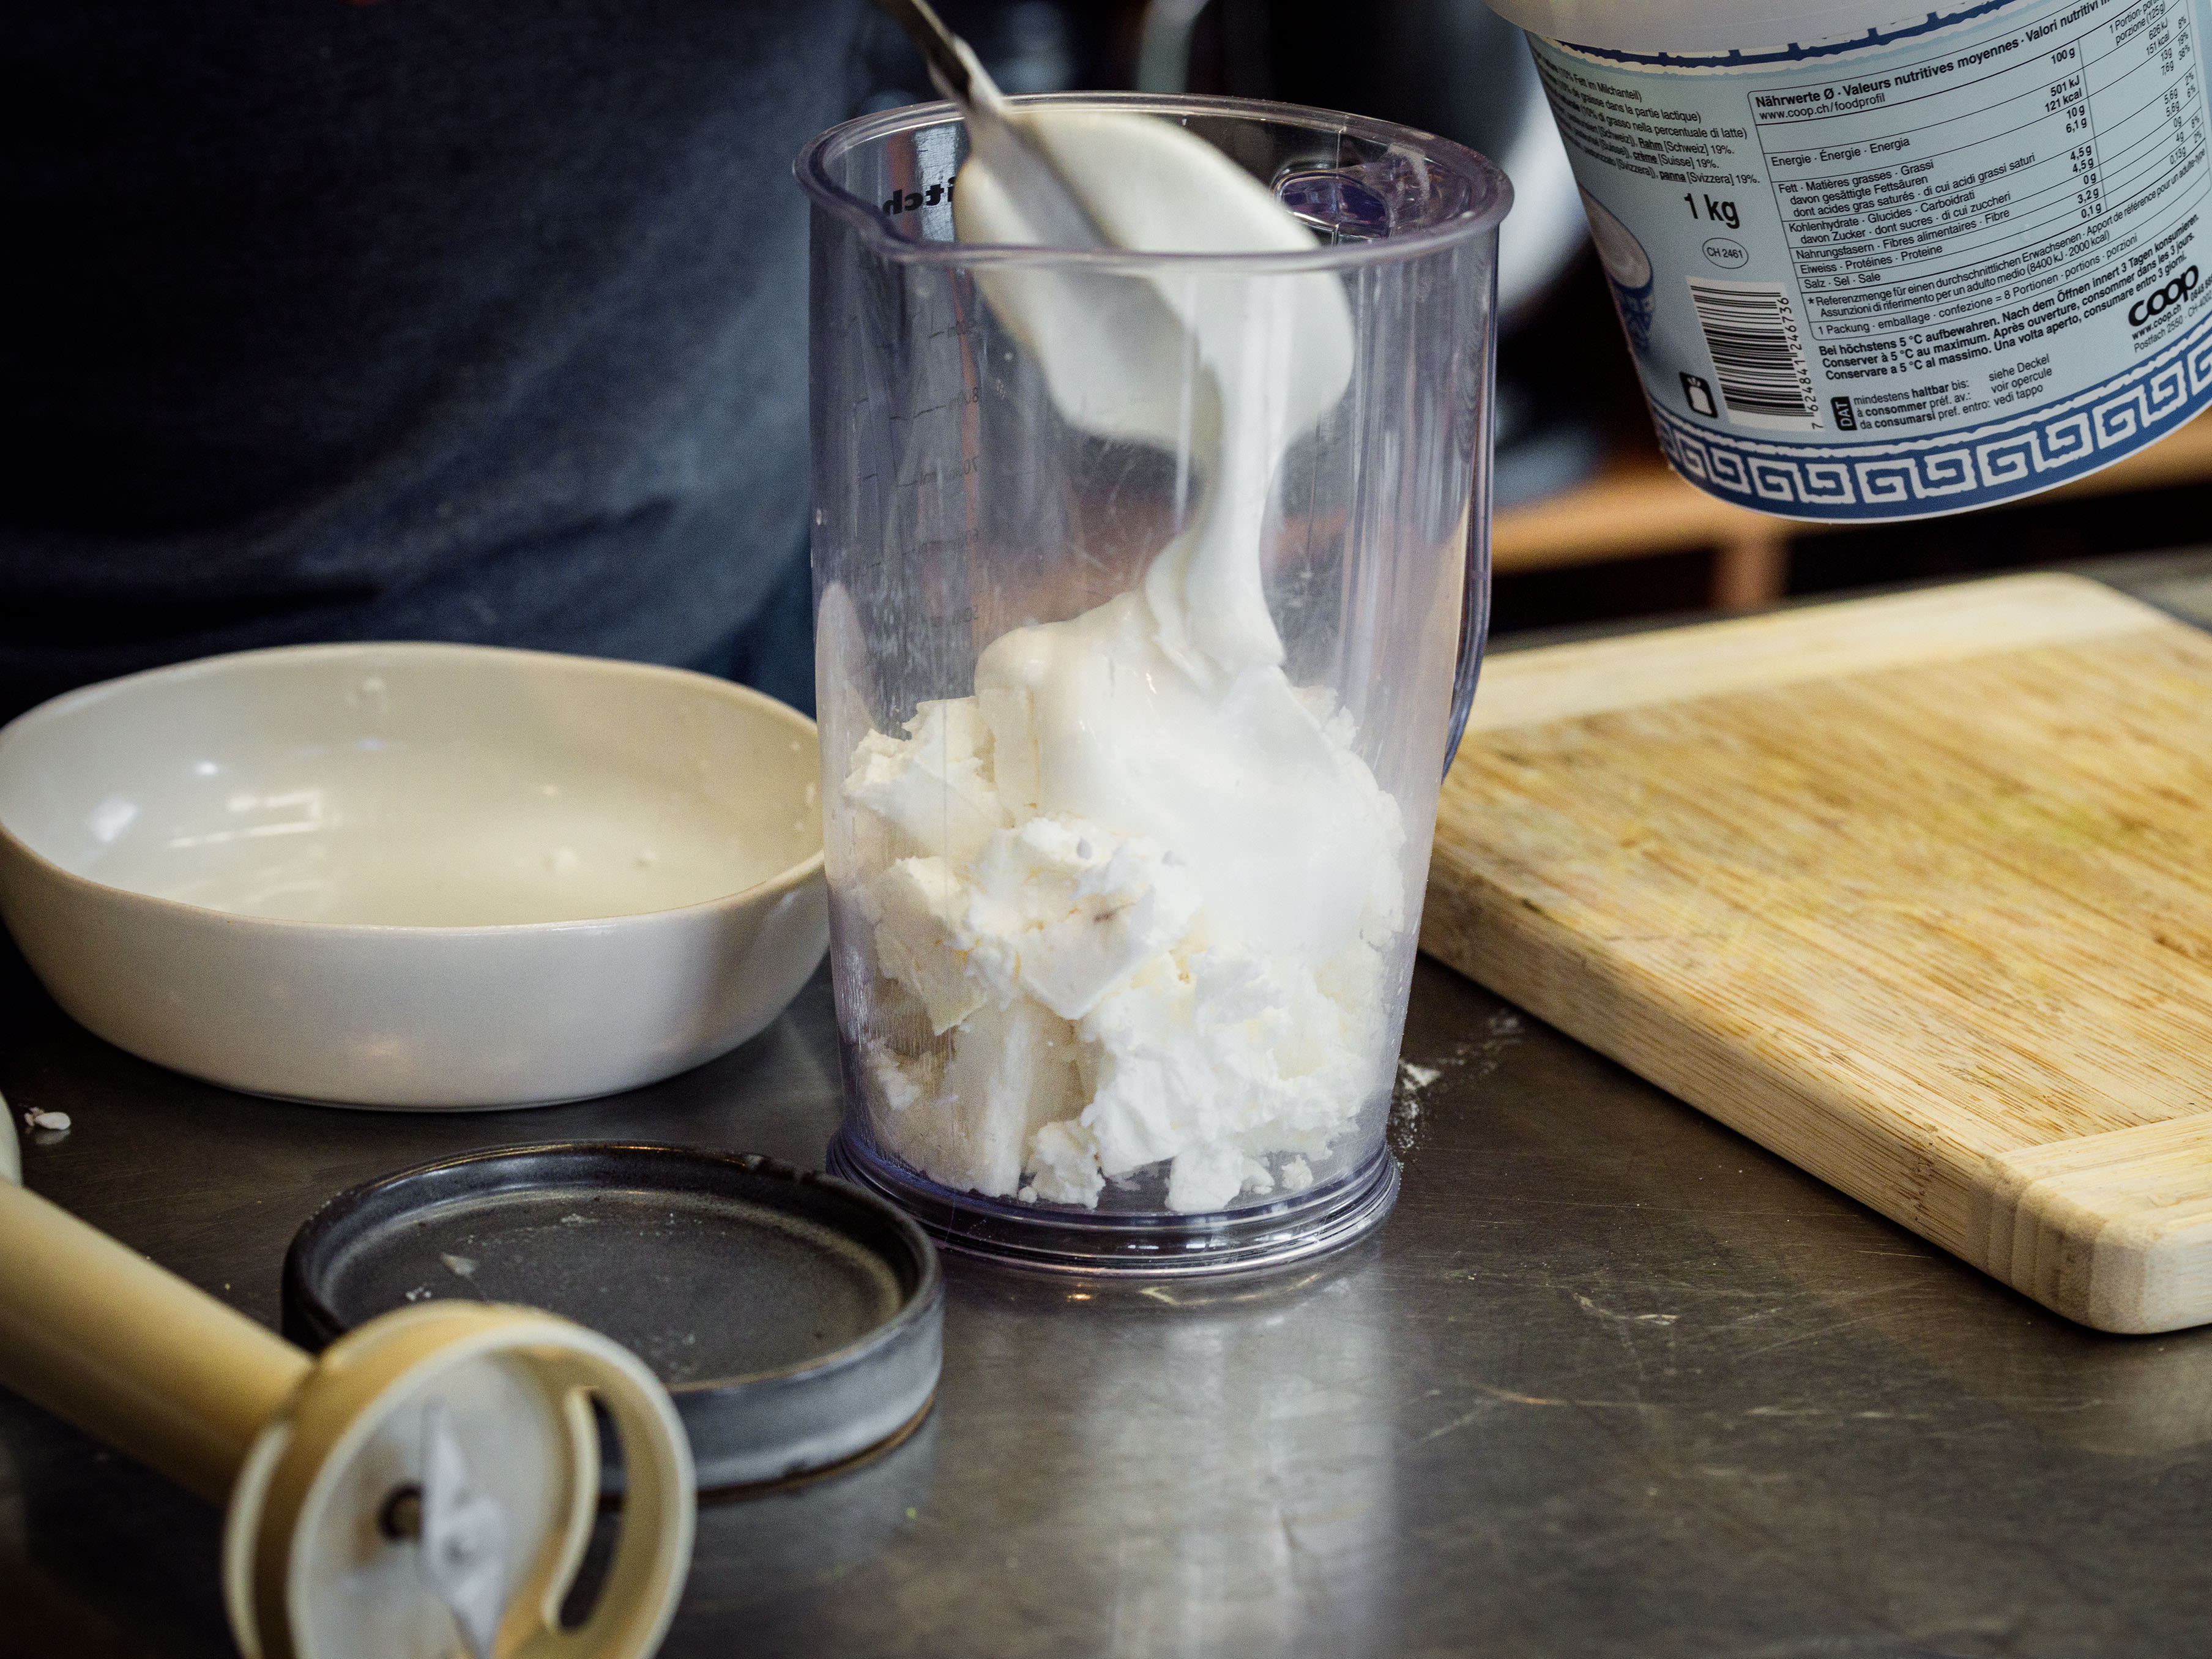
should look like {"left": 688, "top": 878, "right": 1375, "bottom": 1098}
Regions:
{"left": 843, "top": 108, "right": 1405, "bottom": 1214}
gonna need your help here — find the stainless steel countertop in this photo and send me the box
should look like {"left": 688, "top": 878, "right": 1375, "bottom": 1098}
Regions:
{"left": 7, "top": 557, "right": 2212, "bottom": 1658}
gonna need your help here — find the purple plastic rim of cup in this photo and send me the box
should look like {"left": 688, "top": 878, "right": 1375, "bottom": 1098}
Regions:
{"left": 794, "top": 91, "right": 1512, "bottom": 268}
{"left": 792, "top": 91, "right": 1513, "bottom": 779}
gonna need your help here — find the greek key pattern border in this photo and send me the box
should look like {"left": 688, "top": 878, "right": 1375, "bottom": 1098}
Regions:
{"left": 1653, "top": 308, "right": 2212, "bottom": 520}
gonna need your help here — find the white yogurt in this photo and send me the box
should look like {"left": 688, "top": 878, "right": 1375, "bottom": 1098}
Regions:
{"left": 843, "top": 108, "right": 1402, "bottom": 1214}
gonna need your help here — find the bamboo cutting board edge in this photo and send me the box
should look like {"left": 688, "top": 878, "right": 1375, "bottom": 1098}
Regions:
{"left": 1423, "top": 573, "right": 2212, "bottom": 1335}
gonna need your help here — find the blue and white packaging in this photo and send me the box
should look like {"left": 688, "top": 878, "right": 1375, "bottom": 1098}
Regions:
{"left": 1491, "top": 0, "right": 2212, "bottom": 519}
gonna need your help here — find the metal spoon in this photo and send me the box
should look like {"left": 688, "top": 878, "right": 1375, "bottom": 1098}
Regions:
{"left": 871, "top": 0, "right": 1110, "bottom": 249}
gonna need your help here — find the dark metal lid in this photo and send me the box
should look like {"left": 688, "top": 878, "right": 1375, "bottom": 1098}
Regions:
{"left": 283, "top": 1143, "right": 942, "bottom": 1493}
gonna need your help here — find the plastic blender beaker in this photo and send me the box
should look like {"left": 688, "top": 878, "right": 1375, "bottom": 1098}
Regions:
{"left": 797, "top": 93, "right": 1508, "bottom": 1274}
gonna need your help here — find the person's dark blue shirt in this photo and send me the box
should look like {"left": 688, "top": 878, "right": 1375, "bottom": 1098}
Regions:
{"left": 0, "top": 0, "right": 873, "bottom": 720}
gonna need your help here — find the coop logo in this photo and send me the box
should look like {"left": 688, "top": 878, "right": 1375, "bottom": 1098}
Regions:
{"left": 2129, "top": 264, "right": 2200, "bottom": 327}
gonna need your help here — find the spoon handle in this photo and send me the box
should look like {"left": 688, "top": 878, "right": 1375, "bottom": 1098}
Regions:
{"left": 868, "top": 0, "right": 1109, "bottom": 249}
{"left": 874, "top": 0, "right": 977, "bottom": 105}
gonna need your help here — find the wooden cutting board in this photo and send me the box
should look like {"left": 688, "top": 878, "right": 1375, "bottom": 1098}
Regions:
{"left": 1420, "top": 573, "right": 2212, "bottom": 1334}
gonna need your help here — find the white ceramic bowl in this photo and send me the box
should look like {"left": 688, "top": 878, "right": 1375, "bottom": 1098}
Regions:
{"left": 0, "top": 644, "right": 828, "bottom": 1108}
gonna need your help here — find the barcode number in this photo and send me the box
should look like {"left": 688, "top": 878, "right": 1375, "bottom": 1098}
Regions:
{"left": 1686, "top": 278, "right": 1820, "bottom": 429}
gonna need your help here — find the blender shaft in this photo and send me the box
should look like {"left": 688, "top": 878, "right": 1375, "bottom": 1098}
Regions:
{"left": 0, "top": 1178, "right": 310, "bottom": 1503}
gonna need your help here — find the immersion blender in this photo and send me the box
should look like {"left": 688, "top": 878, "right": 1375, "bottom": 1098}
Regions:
{"left": 0, "top": 1145, "right": 695, "bottom": 1659}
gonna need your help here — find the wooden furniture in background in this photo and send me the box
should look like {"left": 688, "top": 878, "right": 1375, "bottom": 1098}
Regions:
{"left": 1494, "top": 412, "right": 2212, "bottom": 611}
{"left": 1423, "top": 573, "right": 2212, "bottom": 1333}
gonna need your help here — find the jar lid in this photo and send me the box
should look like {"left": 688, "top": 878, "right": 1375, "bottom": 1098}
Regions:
{"left": 282, "top": 1144, "right": 942, "bottom": 1493}
{"left": 1486, "top": 0, "right": 2023, "bottom": 60}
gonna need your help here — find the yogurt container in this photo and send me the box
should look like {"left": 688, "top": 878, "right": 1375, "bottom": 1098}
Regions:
{"left": 1491, "top": 0, "right": 2212, "bottom": 518}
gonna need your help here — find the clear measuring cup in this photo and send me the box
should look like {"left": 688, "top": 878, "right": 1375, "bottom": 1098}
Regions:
{"left": 797, "top": 93, "right": 1508, "bottom": 1274}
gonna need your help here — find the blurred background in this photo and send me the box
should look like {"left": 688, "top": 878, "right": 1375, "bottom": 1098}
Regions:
{"left": 860, "top": 0, "right": 2212, "bottom": 639}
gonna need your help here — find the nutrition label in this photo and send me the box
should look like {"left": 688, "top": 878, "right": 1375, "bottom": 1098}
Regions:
{"left": 1757, "top": 0, "right": 2211, "bottom": 374}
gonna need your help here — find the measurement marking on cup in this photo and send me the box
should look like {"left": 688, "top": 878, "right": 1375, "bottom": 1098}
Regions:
{"left": 907, "top": 387, "right": 983, "bottom": 420}
{"left": 893, "top": 455, "right": 985, "bottom": 490}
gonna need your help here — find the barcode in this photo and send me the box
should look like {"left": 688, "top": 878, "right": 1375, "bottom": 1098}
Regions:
{"left": 1685, "top": 278, "right": 1820, "bottom": 430}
